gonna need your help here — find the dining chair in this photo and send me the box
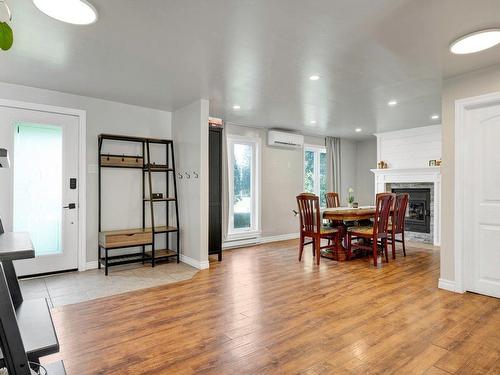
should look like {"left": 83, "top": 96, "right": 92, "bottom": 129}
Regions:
{"left": 296, "top": 193, "right": 340, "bottom": 265}
{"left": 388, "top": 193, "right": 409, "bottom": 258}
{"left": 325, "top": 192, "right": 340, "bottom": 208}
{"left": 346, "top": 193, "right": 394, "bottom": 267}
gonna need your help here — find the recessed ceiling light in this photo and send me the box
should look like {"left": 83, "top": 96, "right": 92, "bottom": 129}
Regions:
{"left": 355, "top": 128, "right": 362, "bottom": 133}
{"left": 450, "top": 29, "right": 500, "bottom": 54}
{"left": 309, "top": 75, "right": 320, "bottom": 81}
{"left": 388, "top": 100, "right": 398, "bottom": 106}
{"left": 431, "top": 114, "right": 440, "bottom": 120}
{"left": 310, "top": 120, "right": 317, "bottom": 124}
{"left": 33, "top": 0, "right": 98, "bottom": 25}
{"left": 232, "top": 105, "right": 240, "bottom": 110}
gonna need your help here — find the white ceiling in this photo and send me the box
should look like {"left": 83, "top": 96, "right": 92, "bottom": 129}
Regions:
{"left": 3, "top": 0, "right": 500, "bottom": 138}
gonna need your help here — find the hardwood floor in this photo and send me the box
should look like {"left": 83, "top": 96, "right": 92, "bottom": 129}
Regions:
{"left": 45, "top": 240, "right": 500, "bottom": 374}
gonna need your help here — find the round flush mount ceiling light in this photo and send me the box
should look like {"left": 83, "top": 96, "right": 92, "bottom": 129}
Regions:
{"left": 232, "top": 105, "right": 241, "bottom": 110}
{"left": 309, "top": 75, "right": 320, "bottom": 81}
{"left": 431, "top": 114, "right": 440, "bottom": 120}
{"left": 450, "top": 29, "right": 500, "bottom": 54}
{"left": 310, "top": 120, "right": 317, "bottom": 124}
{"left": 355, "top": 128, "right": 362, "bottom": 133}
{"left": 33, "top": 0, "right": 98, "bottom": 25}
{"left": 388, "top": 100, "right": 398, "bottom": 106}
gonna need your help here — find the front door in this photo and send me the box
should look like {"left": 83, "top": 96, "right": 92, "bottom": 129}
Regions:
{"left": 0, "top": 106, "right": 79, "bottom": 276}
{"left": 464, "top": 102, "right": 500, "bottom": 298}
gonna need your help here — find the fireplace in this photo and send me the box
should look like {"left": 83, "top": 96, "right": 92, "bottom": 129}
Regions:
{"left": 391, "top": 188, "right": 431, "bottom": 233}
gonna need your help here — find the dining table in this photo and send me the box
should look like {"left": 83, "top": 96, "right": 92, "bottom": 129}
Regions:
{"left": 321, "top": 206, "right": 377, "bottom": 261}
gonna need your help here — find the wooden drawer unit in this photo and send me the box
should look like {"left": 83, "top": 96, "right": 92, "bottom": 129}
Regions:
{"left": 99, "top": 228, "right": 152, "bottom": 249}
{"left": 100, "top": 155, "right": 143, "bottom": 168}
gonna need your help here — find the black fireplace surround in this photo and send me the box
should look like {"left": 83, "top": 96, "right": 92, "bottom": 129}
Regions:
{"left": 391, "top": 188, "right": 431, "bottom": 233}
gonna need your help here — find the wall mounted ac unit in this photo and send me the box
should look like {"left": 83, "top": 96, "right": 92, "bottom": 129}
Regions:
{"left": 267, "top": 130, "right": 304, "bottom": 149}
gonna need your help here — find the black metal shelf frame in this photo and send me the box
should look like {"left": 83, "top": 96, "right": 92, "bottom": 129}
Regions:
{"left": 98, "top": 134, "right": 180, "bottom": 275}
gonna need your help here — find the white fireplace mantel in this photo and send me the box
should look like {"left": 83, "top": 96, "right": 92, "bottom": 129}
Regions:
{"left": 371, "top": 167, "right": 441, "bottom": 246}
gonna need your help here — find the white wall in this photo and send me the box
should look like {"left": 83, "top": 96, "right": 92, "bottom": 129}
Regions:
{"left": 172, "top": 99, "right": 209, "bottom": 269}
{"left": 441, "top": 65, "right": 500, "bottom": 283}
{"left": 0, "top": 82, "right": 171, "bottom": 265}
{"left": 355, "top": 138, "right": 377, "bottom": 206}
{"left": 375, "top": 125, "right": 442, "bottom": 169}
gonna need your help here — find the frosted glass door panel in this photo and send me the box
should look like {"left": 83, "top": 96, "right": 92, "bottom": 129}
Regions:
{"left": 13, "top": 123, "right": 63, "bottom": 256}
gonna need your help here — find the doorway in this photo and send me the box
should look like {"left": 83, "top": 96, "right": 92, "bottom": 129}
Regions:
{"left": 456, "top": 92, "right": 500, "bottom": 298}
{"left": 0, "top": 102, "right": 85, "bottom": 276}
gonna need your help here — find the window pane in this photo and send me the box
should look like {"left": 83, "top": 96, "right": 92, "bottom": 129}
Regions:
{"left": 320, "top": 151, "right": 327, "bottom": 207}
{"left": 304, "top": 150, "right": 314, "bottom": 193}
{"left": 233, "top": 143, "right": 252, "bottom": 230}
{"left": 13, "top": 123, "right": 62, "bottom": 256}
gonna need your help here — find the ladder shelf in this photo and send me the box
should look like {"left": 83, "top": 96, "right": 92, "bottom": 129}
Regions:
{"left": 98, "top": 134, "right": 180, "bottom": 275}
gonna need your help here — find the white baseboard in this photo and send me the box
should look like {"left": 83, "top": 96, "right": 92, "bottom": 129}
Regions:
{"left": 180, "top": 254, "right": 210, "bottom": 270}
{"left": 222, "top": 237, "right": 260, "bottom": 249}
{"left": 85, "top": 261, "right": 98, "bottom": 270}
{"left": 438, "top": 278, "right": 458, "bottom": 293}
{"left": 260, "top": 232, "right": 300, "bottom": 244}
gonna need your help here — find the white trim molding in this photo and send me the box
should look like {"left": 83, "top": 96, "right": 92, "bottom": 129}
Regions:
{"left": 453, "top": 90, "right": 500, "bottom": 295}
{"left": 371, "top": 167, "right": 441, "bottom": 246}
{"left": 0, "top": 98, "right": 87, "bottom": 272}
{"left": 438, "top": 278, "right": 458, "bottom": 293}
{"left": 260, "top": 232, "right": 300, "bottom": 244}
{"left": 180, "top": 254, "right": 209, "bottom": 270}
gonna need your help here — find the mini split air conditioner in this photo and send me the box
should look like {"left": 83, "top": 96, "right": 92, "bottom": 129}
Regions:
{"left": 267, "top": 130, "right": 304, "bottom": 149}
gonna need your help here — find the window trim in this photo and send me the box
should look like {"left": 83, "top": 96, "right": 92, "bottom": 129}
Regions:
{"left": 226, "top": 134, "right": 261, "bottom": 240}
{"left": 303, "top": 144, "right": 327, "bottom": 205}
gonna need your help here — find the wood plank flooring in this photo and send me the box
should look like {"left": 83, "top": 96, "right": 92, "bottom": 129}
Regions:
{"left": 44, "top": 240, "right": 500, "bottom": 374}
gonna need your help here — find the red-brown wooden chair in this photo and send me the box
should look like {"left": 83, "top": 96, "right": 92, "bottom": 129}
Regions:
{"left": 296, "top": 193, "right": 340, "bottom": 265}
{"left": 388, "top": 193, "right": 409, "bottom": 258}
{"left": 346, "top": 193, "right": 394, "bottom": 267}
{"left": 325, "top": 192, "right": 340, "bottom": 208}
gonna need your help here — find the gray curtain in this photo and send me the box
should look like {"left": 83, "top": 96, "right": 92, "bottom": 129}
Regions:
{"left": 221, "top": 127, "right": 229, "bottom": 241}
{"left": 326, "top": 136, "right": 341, "bottom": 196}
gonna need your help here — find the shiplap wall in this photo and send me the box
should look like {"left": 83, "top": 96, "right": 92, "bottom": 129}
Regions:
{"left": 375, "top": 125, "right": 442, "bottom": 169}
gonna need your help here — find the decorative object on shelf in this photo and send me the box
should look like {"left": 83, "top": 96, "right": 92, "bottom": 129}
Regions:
{"left": 193, "top": 171, "right": 198, "bottom": 179}
{"left": 377, "top": 160, "right": 388, "bottom": 169}
{"left": 0, "top": 0, "right": 13, "bottom": 51}
{"left": 347, "top": 187, "right": 355, "bottom": 207}
{"left": 435, "top": 159, "right": 442, "bottom": 166}
{"left": 429, "top": 159, "right": 437, "bottom": 167}
{"left": 152, "top": 193, "right": 163, "bottom": 199}
{"left": 208, "top": 116, "right": 223, "bottom": 128}
{"left": 352, "top": 202, "right": 359, "bottom": 208}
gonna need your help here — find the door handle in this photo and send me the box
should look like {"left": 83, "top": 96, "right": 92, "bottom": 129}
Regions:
{"left": 63, "top": 203, "right": 76, "bottom": 209}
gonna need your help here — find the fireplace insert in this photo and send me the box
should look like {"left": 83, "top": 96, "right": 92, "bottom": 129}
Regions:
{"left": 391, "top": 188, "right": 431, "bottom": 233}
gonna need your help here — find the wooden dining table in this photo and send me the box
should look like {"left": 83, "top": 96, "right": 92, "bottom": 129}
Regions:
{"left": 321, "top": 206, "right": 377, "bottom": 261}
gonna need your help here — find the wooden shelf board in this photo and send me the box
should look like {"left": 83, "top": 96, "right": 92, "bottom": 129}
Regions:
{"left": 144, "top": 249, "right": 177, "bottom": 259}
{"left": 100, "top": 226, "right": 177, "bottom": 237}
{"left": 143, "top": 198, "right": 176, "bottom": 202}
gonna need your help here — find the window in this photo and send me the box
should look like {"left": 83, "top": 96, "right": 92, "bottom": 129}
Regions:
{"left": 227, "top": 136, "right": 260, "bottom": 238}
{"left": 304, "top": 145, "right": 327, "bottom": 206}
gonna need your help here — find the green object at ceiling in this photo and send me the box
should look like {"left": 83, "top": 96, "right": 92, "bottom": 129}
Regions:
{"left": 0, "top": 21, "right": 12, "bottom": 50}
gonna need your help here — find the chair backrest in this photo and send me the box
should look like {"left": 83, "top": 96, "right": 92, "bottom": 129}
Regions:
{"left": 393, "top": 193, "right": 409, "bottom": 234}
{"left": 296, "top": 193, "right": 321, "bottom": 235}
{"left": 325, "top": 192, "right": 340, "bottom": 208}
{"left": 374, "top": 193, "right": 394, "bottom": 235}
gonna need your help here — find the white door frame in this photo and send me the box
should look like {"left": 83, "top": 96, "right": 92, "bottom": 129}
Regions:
{"left": 0, "top": 98, "right": 87, "bottom": 271}
{"left": 454, "top": 90, "right": 500, "bottom": 293}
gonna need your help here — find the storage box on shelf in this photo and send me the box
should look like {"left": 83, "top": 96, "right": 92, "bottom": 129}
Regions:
{"left": 98, "top": 134, "right": 180, "bottom": 275}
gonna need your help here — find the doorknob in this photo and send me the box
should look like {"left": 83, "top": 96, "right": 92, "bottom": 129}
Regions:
{"left": 63, "top": 203, "right": 76, "bottom": 209}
